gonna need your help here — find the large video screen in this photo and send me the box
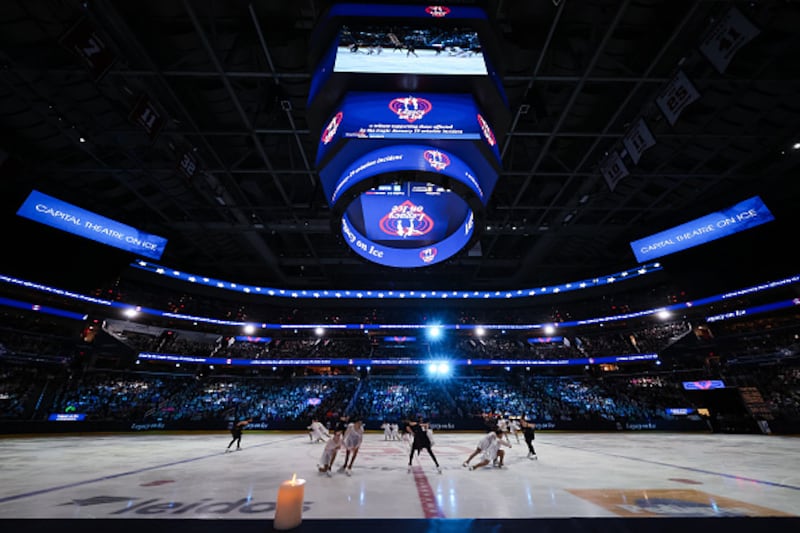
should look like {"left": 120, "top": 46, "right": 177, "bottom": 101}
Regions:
{"left": 333, "top": 23, "right": 487, "bottom": 75}
{"left": 348, "top": 181, "right": 469, "bottom": 246}
{"left": 316, "top": 92, "right": 500, "bottom": 166}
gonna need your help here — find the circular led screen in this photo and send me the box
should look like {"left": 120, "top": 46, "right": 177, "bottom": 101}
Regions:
{"left": 330, "top": 145, "right": 482, "bottom": 267}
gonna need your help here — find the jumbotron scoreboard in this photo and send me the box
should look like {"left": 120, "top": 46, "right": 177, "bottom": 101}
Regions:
{"left": 308, "top": 3, "right": 510, "bottom": 268}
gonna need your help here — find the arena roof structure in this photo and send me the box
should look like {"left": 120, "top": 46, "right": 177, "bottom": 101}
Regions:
{"left": 1, "top": 0, "right": 799, "bottom": 295}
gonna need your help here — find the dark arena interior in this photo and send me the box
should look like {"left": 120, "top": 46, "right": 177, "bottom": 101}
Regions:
{"left": 0, "top": 1, "right": 799, "bottom": 532}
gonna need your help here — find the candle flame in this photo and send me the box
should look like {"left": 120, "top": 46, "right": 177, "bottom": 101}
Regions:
{"left": 291, "top": 473, "right": 297, "bottom": 484}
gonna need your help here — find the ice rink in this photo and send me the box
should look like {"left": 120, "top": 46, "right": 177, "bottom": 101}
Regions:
{"left": 0, "top": 430, "right": 798, "bottom": 532}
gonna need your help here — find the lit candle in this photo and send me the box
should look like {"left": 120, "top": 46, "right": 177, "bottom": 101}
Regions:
{"left": 274, "top": 473, "right": 306, "bottom": 530}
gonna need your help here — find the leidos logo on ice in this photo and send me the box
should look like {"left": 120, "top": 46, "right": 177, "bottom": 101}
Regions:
{"left": 379, "top": 200, "right": 434, "bottom": 238}
{"left": 423, "top": 149, "right": 450, "bottom": 171}
{"left": 389, "top": 96, "right": 432, "bottom": 123}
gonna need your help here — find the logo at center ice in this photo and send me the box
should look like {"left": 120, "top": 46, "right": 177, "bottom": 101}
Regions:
{"left": 423, "top": 149, "right": 450, "bottom": 171}
{"left": 379, "top": 200, "right": 434, "bottom": 238}
{"left": 389, "top": 96, "right": 432, "bottom": 123}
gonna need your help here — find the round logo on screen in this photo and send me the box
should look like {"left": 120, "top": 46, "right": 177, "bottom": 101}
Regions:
{"left": 379, "top": 200, "right": 434, "bottom": 238}
{"left": 321, "top": 111, "right": 343, "bottom": 144}
{"left": 420, "top": 247, "right": 438, "bottom": 263}
{"left": 477, "top": 114, "right": 496, "bottom": 146}
{"left": 423, "top": 149, "right": 450, "bottom": 171}
{"left": 425, "top": 6, "right": 451, "bottom": 17}
{"left": 389, "top": 96, "right": 432, "bottom": 123}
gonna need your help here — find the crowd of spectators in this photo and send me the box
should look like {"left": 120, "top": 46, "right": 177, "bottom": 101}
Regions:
{"left": 1, "top": 361, "right": 798, "bottom": 426}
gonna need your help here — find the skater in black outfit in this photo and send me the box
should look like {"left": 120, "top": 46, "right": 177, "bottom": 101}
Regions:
{"left": 226, "top": 418, "right": 251, "bottom": 452}
{"left": 407, "top": 416, "right": 441, "bottom": 474}
{"left": 520, "top": 416, "right": 538, "bottom": 460}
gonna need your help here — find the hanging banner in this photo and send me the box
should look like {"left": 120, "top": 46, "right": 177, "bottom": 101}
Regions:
{"left": 16, "top": 190, "right": 168, "bottom": 260}
{"left": 599, "top": 151, "right": 629, "bottom": 192}
{"left": 655, "top": 70, "right": 700, "bottom": 126}
{"left": 129, "top": 94, "right": 166, "bottom": 141}
{"left": 699, "top": 6, "right": 760, "bottom": 74}
{"left": 629, "top": 195, "right": 774, "bottom": 263}
{"left": 622, "top": 118, "right": 656, "bottom": 165}
{"left": 58, "top": 17, "right": 117, "bottom": 81}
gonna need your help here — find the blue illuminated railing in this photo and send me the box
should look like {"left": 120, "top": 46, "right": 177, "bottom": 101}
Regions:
{"left": 130, "top": 259, "right": 663, "bottom": 300}
{"left": 1, "top": 273, "right": 798, "bottom": 332}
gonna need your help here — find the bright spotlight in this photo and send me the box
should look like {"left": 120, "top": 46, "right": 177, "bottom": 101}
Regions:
{"left": 656, "top": 309, "right": 671, "bottom": 320}
{"left": 427, "top": 325, "right": 442, "bottom": 340}
{"left": 243, "top": 324, "right": 256, "bottom": 335}
{"left": 437, "top": 362, "right": 450, "bottom": 375}
{"left": 427, "top": 363, "right": 438, "bottom": 375}
{"left": 475, "top": 326, "right": 486, "bottom": 337}
{"left": 543, "top": 324, "right": 556, "bottom": 335}
{"left": 315, "top": 326, "right": 325, "bottom": 336}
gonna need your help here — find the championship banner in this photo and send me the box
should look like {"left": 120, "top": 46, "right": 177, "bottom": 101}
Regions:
{"left": 176, "top": 150, "right": 200, "bottom": 181}
{"left": 599, "top": 150, "right": 629, "bottom": 192}
{"left": 129, "top": 94, "right": 166, "bottom": 141}
{"left": 622, "top": 118, "right": 656, "bottom": 165}
{"left": 58, "top": 17, "right": 116, "bottom": 81}
{"left": 699, "top": 6, "right": 760, "bottom": 74}
{"left": 655, "top": 70, "right": 700, "bottom": 126}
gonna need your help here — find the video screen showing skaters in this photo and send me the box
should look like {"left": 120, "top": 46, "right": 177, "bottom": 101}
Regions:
{"left": 406, "top": 416, "right": 442, "bottom": 474}
{"left": 225, "top": 418, "right": 252, "bottom": 452}
{"left": 339, "top": 25, "right": 481, "bottom": 58}
{"left": 462, "top": 428, "right": 512, "bottom": 470}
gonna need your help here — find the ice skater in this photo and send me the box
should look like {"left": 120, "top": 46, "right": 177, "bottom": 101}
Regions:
{"left": 318, "top": 431, "right": 343, "bottom": 476}
{"left": 225, "top": 418, "right": 251, "bottom": 452}
{"left": 520, "top": 416, "right": 538, "bottom": 459}
{"left": 407, "top": 416, "right": 441, "bottom": 474}
{"left": 462, "top": 429, "right": 510, "bottom": 470}
{"left": 508, "top": 417, "right": 522, "bottom": 444}
{"left": 308, "top": 417, "right": 330, "bottom": 443}
{"left": 339, "top": 418, "right": 365, "bottom": 476}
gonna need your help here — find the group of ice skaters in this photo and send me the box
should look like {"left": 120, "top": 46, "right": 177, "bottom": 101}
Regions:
{"left": 307, "top": 414, "right": 538, "bottom": 476}
{"left": 309, "top": 415, "right": 365, "bottom": 477}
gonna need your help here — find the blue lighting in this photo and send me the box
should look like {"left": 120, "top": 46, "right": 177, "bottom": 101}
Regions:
{"left": 427, "top": 325, "right": 443, "bottom": 340}
{"left": 2, "top": 273, "right": 798, "bottom": 336}
{"left": 129, "top": 260, "right": 664, "bottom": 300}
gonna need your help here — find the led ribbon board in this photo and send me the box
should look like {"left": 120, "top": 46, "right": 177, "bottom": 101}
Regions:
{"left": 629, "top": 195, "right": 774, "bottom": 263}
{"left": 16, "top": 190, "right": 168, "bottom": 260}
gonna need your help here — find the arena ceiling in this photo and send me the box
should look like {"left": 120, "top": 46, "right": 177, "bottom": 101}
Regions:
{"left": 1, "top": 0, "right": 799, "bottom": 294}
